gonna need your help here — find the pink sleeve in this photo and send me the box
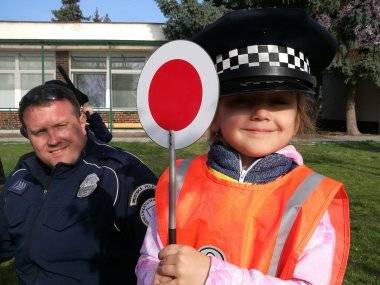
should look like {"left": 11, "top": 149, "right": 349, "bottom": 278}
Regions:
{"left": 136, "top": 210, "right": 163, "bottom": 285}
{"left": 205, "top": 211, "right": 336, "bottom": 285}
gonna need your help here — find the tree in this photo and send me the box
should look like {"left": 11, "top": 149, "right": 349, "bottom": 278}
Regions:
{"left": 155, "top": 0, "right": 227, "bottom": 40}
{"left": 52, "top": 0, "right": 90, "bottom": 22}
{"left": 93, "top": 8, "right": 102, "bottom": 22}
{"left": 156, "top": 0, "right": 380, "bottom": 135}
{"left": 103, "top": 14, "right": 111, "bottom": 23}
{"left": 309, "top": 0, "right": 380, "bottom": 135}
{"left": 92, "top": 8, "right": 112, "bottom": 23}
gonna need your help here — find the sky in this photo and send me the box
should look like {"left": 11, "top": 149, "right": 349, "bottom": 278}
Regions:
{"left": 0, "top": 0, "right": 166, "bottom": 23}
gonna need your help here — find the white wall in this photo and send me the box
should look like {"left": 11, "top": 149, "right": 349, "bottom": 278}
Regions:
{"left": 0, "top": 22, "right": 165, "bottom": 42}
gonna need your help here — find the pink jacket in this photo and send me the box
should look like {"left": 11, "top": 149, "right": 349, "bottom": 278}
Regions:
{"left": 136, "top": 145, "right": 335, "bottom": 285}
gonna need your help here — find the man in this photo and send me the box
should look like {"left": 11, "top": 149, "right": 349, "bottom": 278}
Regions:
{"left": 0, "top": 83, "right": 157, "bottom": 284}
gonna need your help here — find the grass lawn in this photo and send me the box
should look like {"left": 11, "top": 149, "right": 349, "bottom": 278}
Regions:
{"left": 0, "top": 140, "right": 379, "bottom": 284}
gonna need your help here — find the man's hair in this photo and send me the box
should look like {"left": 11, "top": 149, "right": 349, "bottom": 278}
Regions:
{"left": 19, "top": 82, "right": 81, "bottom": 127}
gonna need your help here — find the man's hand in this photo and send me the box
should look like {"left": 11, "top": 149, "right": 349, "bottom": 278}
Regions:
{"left": 154, "top": 244, "right": 211, "bottom": 285}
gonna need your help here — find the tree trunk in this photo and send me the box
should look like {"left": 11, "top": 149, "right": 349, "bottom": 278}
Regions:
{"left": 346, "top": 83, "right": 361, "bottom": 135}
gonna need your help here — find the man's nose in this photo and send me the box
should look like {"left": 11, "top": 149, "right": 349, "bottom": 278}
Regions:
{"left": 47, "top": 130, "right": 60, "bottom": 145}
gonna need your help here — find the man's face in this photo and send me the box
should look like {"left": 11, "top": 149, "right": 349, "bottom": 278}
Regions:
{"left": 23, "top": 99, "right": 87, "bottom": 168}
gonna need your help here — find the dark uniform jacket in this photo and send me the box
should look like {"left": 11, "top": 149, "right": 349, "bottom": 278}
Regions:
{"left": 0, "top": 134, "right": 157, "bottom": 284}
{"left": 87, "top": 112, "right": 113, "bottom": 143}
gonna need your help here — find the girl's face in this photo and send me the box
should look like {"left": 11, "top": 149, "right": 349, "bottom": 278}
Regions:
{"left": 211, "top": 91, "right": 299, "bottom": 166}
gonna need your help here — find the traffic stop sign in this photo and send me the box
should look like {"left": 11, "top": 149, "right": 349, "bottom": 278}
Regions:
{"left": 137, "top": 40, "right": 219, "bottom": 149}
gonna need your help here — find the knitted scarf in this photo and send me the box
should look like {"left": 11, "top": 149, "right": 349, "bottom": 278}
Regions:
{"left": 207, "top": 142, "right": 297, "bottom": 184}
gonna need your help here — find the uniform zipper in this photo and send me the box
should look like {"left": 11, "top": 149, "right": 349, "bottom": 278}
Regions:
{"left": 26, "top": 170, "right": 53, "bottom": 266}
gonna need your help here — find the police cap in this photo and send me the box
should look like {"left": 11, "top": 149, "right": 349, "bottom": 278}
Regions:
{"left": 192, "top": 8, "right": 337, "bottom": 96}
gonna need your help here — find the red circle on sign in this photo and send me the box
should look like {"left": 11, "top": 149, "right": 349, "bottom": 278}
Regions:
{"left": 148, "top": 59, "right": 202, "bottom": 131}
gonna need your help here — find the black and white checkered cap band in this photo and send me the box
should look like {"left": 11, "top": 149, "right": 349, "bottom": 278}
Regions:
{"left": 216, "top": 45, "right": 310, "bottom": 75}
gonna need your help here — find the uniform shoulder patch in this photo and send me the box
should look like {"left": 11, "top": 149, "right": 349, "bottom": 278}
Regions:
{"left": 140, "top": 197, "right": 155, "bottom": 226}
{"left": 9, "top": 179, "right": 30, "bottom": 195}
{"left": 130, "top": 183, "right": 156, "bottom": 206}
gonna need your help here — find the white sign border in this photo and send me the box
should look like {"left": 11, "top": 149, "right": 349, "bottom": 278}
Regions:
{"left": 137, "top": 40, "right": 219, "bottom": 149}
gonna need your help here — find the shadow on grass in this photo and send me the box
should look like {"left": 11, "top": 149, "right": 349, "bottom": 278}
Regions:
{"left": 332, "top": 141, "right": 380, "bottom": 153}
{"left": 303, "top": 142, "right": 380, "bottom": 177}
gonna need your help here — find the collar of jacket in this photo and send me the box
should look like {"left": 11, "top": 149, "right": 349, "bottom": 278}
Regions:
{"left": 207, "top": 142, "right": 297, "bottom": 184}
{"left": 83, "top": 131, "right": 131, "bottom": 166}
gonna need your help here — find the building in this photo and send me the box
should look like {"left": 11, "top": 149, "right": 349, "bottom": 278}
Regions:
{"left": 0, "top": 21, "right": 379, "bottom": 134}
{"left": 0, "top": 21, "right": 166, "bottom": 131}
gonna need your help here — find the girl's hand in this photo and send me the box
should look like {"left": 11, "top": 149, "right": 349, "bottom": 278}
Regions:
{"left": 153, "top": 272, "right": 174, "bottom": 284}
{"left": 155, "top": 244, "right": 211, "bottom": 285}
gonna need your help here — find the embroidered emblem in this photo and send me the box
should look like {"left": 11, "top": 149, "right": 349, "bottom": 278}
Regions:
{"left": 77, "top": 173, "right": 99, "bottom": 198}
{"left": 199, "top": 245, "right": 226, "bottom": 261}
{"left": 9, "top": 180, "right": 29, "bottom": 195}
{"left": 130, "top": 183, "right": 156, "bottom": 206}
{"left": 140, "top": 197, "right": 155, "bottom": 226}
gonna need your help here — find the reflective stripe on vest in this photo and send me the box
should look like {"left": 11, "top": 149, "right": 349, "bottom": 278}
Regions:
{"left": 175, "top": 158, "right": 192, "bottom": 199}
{"left": 268, "top": 172, "right": 324, "bottom": 276}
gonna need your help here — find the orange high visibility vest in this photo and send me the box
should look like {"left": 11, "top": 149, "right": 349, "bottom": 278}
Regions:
{"left": 156, "top": 155, "right": 350, "bottom": 284}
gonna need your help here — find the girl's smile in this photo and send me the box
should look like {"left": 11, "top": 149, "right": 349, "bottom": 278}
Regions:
{"left": 211, "top": 91, "right": 300, "bottom": 167}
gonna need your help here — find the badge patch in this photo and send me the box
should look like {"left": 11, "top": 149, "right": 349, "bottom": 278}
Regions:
{"left": 199, "top": 245, "right": 226, "bottom": 261}
{"left": 140, "top": 197, "right": 155, "bottom": 226}
{"left": 130, "top": 183, "right": 156, "bottom": 206}
{"left": 9, "top": 180, "right": 29, "bottom": 195}
{"left": 77, "top": 173, "right": 99, "bottom": 198}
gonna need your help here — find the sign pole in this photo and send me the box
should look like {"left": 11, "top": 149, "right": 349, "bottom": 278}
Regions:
{"left": 168, "top": 130, "right": 176, "bottom": 244}
{"left": 137, "top": 40, "right": 219, "bottom": 246}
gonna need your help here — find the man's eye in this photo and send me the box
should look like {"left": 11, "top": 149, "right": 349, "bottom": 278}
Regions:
{"left": 32, "top": 130, "right": 46, "bottom": 136}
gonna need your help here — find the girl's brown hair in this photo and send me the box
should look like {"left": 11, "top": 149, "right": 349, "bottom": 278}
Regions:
{"left": 296, "top": 92, "right": 317, "bottom": 136}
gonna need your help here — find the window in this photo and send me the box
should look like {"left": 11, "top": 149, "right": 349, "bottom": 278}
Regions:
{"left": 112, "top": 74, "right": 140, "bottom": 108}
{"left": 0, "top": 56, "right": 15, "bottom": 70}
{"left": 111, "top": 56, "right": 145, "bottom": 70}
{"left": 21, "top": 73, "right": 54, "bottom": 97}
{"left": 0, "top": 74, "right": 14, "bottom": 108}
{"left": 19, "top": 53, "right": 55, "bottom": 70}
{"left": 71, "top": 53, "right": 147, "bottom": 110}
{"left": 74, "top": 73, "right": 106, "bottom": 108}
{"left": 0, "top": 52, "right": 55, "bottom": 109}
{"left": 71, "top": 55, "right": 106, "bottom": 69}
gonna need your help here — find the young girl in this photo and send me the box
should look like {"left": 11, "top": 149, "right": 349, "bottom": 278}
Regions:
{"left": 137, "top": 8, "right": 350, "bottom": 285}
